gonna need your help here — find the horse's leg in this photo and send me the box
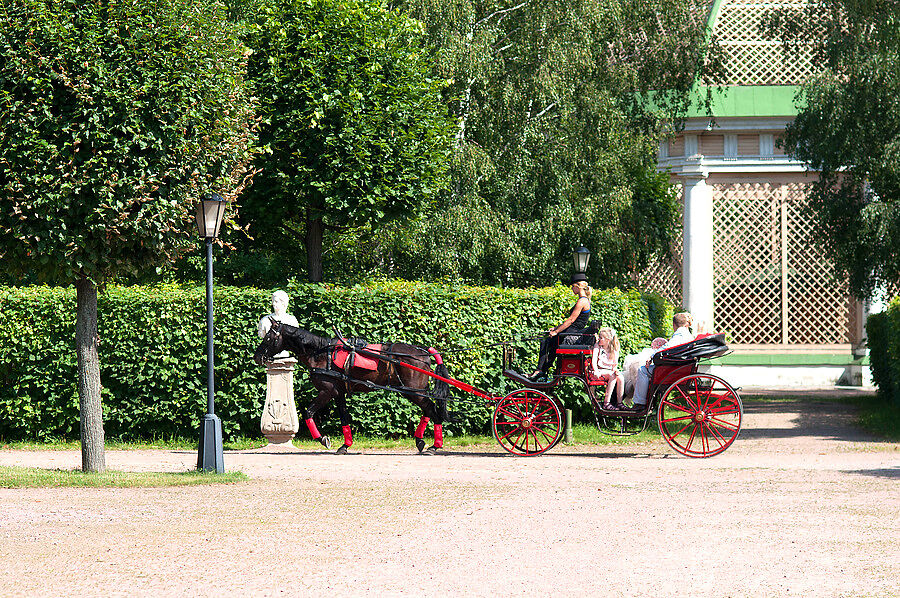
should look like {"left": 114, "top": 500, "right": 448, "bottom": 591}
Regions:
{"left": 304, "top": 384, "right": 336, "bottom": 449}
{"left": 413, "top": 412, "right": 430, "bottom": 454}
{"left": 405, "top": 392, "right": 443, "bottom": 455}
{"left": 335, "top": 395, "right": 353, "bottom": 455}
{"left": 393, "top": 347, "right": 452, "bottom": 454}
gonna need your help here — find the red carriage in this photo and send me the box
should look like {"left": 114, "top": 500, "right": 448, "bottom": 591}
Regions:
{"left": 368, "top": 331, "right": 743, "bottom": 458}
{"left": 493, "top": 333, "right": 743, "bottom": 457}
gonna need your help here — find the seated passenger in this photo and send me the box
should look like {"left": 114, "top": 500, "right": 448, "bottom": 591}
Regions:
{"left": 622, "top": 337, "right": 667, "bottom": 398}
{"left": 591, "top": 327, "right": 623, "bottom": 410}
{"left": 529, "top": 274, "right": 592, "bottom": 380}
{"left": 626, "top": 312, "right": 695, "bottom": 411}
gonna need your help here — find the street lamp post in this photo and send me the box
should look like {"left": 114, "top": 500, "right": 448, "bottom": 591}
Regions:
{"left": 196, "top": 193, "right": 227, "bottom": 473}
{"left": 573, "top": 246, "right": 590, "bottom": 276}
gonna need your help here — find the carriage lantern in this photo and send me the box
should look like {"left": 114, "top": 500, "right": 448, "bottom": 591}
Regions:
{"left": 195, "top": 193, "right": 226, "bottom": 473}
{"left": 573, "top": 246, "right": 590, "bottom": 274}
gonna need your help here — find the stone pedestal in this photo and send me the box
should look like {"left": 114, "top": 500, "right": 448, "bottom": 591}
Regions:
{"left": 260, "top": 357, "right": 300, "bottom": 446}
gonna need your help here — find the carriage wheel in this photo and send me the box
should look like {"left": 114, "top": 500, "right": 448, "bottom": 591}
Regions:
{"left": 547, "top": 398, "right": 566, "bottom": 449}
{"left": 657, "top": 373, "right": 742, "bottom": 458}
{"left": 492, "top": 389, "right": 562, "bottom": 456}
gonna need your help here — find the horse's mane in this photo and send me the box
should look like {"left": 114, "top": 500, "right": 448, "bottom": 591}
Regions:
{"left": 280, "top": 323, "right": 332, "bottom": 354}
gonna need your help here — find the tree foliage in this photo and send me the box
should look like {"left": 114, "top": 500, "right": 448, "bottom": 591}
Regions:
{"left": 0, "top": 0, "right": 256, "bottom": 470}
{"left": 764, "top": 0, "right": 900, "bottom": 299}
{"left": 344, "top": 0, "right": 718, "bottom": 287}
{"left": 0, "top": 0, "right": 255, "bottom": 284}
{"left": 236, "top": 0, "right": 455, "bottom": 281}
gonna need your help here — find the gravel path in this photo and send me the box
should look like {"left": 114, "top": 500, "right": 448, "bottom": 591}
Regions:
{"left": 1, "top": 394, "right": 898, "bottom": 597}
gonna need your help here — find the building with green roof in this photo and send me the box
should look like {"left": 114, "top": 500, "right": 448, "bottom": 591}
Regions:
{"left": 644, "top": 0, "right": 870, "bottom": 386}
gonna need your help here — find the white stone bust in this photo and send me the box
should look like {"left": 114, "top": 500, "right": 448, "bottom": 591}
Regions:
{"left": 258, "top": 290, "right": 300, "bottom": 358}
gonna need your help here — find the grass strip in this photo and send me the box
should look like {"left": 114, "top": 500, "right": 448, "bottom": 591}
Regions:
{"left": 0, "top": 466, "right": 247, "bottom": 488}
{"left": 3, "top": 423, "right": 659, "bottom": 453}
{"left": 285, "top": 424, "right": 658, "bottom": 451}
{"left": 0, "top": 438, "right": 268, "bottom": 451}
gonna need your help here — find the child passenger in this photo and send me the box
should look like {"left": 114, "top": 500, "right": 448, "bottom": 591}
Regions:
{"left": 591, "top": 327, "right": 623, "bottom": 410}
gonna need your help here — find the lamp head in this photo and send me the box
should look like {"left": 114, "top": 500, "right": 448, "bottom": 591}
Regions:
{"left": 195, "top": 193, "right": 226, "bottom": 239}
{"left": 573, "top": 246, "right": 590, "bottom": 273}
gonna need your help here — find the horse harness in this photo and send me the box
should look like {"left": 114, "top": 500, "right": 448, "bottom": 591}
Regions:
{"left": 311, "top": 338, "right": 431, "bottom": 400}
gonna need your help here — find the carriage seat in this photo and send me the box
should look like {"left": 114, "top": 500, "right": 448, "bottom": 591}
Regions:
{"left": 584, "top": 368, "right": 609, "bottom": 386}
{"left": 649, "top": 333, "right": 730, "bottom": 386}
{"left": 555, "top": 344, "right": 592, "bottom": 355}
{"left": 651, "top": 333, "right": 729, "bottom": 366}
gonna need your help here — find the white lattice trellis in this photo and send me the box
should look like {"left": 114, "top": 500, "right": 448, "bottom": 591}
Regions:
{"left": 712, "top": 0, "right": 815, "bottom": 86}
{"left": 634, "top": 187, "right": 683, "bottom": 307}
{"left": 634, "top": 239, "right": 683, "bottom": 308}
{"left": 712, "top": 182, "right": 856, "bottom": 345}
{"left": 784, "top": 188, "right": 855, "bottom": 344}
{"left": 713, "top": 183, "right": 783, "bottom": 343}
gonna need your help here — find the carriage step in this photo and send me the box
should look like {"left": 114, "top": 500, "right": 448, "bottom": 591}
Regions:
{"left": 593, "top": 405, "right": 653, "bottom": 417}
{"left": 502, "top": 369, "right": 556, "bottom": 389}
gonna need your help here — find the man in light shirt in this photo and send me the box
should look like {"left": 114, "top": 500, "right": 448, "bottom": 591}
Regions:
{"left": 626, "top": 312, "right": 695, "bottom": 410}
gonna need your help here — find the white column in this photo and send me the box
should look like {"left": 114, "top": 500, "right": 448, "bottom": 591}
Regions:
{"left": 681, "top": 170, "right": 715, "bottom": 331}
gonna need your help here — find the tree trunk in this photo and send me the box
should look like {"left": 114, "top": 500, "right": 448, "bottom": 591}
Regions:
{"left": 305, "top": 212, "right": 324, "bottom": 282}
{"left": 75, "top": 277, "right": 106, "bottom": 473}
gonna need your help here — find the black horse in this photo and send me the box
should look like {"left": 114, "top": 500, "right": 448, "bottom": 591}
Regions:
{"left": 253, "top": 320, "right": 452, "bottom": 454}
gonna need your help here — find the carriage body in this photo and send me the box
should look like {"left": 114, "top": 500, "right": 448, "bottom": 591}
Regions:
{"left": 495, "top": 334, "right": 743, "bottom": 458}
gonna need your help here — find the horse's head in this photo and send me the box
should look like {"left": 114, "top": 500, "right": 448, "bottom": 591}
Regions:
{"left": 253, "top": 317, "right": 285, "bottom": 365}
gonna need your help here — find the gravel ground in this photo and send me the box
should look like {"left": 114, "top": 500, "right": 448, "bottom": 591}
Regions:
{"left": 0, "top": 392, "right": 898, "bottom": 598}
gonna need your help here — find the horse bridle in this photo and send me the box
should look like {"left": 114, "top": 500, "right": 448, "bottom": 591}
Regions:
{"left": 258, "top": 316, "right": 283, "bottom": 364}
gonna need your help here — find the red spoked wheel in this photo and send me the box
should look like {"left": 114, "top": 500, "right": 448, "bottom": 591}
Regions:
{"left": 492, "top": 389, "right": 562, "bottom": 456}
{"left": 657, "top": 373, "right": 742, "bottom": 458}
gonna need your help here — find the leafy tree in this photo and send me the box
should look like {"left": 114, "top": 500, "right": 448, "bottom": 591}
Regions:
{"left": 764, "top": 0, "right": 900, "bottom": 299}
{"left": 353, "top": 0, "right": 720, "bottom": 287}
{"left": 237, "top": 0, "right": 454, "bottom": 282}
{"left": 0, "top": 0, "right": 255, "bottom": 471}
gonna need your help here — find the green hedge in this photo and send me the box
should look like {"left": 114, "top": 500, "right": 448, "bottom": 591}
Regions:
{"left": 866, "top": 296, "right": 900, "bottom": 405}
{"left": 0, "top": 282, "right": 671, "bottom": 441}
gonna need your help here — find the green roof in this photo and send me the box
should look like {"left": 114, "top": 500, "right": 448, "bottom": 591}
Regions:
{"left": 646, "top": 0, "right": 811, "bottom": 119}
{"left": 687, "top": 85, "right": 802, "bottom": 118}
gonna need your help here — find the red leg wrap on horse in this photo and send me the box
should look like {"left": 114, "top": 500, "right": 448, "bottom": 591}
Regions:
{"left": 342, "top": 425, "right": 353, "bottom": 447}
{"left": 305, "top": 418, "right": 321, "bottom": 440}
{"left": 414, "top": 416, "right": 430, "bottom": 439}
{"left": 433, "top": 424, "right": 444, "bottom": 448}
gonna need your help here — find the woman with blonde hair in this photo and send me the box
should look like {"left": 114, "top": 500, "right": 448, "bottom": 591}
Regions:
{"left": 591, "top": 327, "right": 623, "bottom": 410}
{"left": 530, "top": 273, "right": 592, "bottom": 381}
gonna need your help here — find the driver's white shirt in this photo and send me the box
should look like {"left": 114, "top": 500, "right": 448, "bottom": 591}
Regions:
{"left": 658, "top": 326, "right": 695, "bottom": 352}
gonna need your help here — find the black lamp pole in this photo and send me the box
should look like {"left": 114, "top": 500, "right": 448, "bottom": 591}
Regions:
{"left": 196, "top": 193, "right": 226, "bottom": 473}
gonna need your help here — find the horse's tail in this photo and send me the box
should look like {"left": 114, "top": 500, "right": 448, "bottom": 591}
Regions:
{"left": 427, "top": 348, "right": 457, "bottom": 422}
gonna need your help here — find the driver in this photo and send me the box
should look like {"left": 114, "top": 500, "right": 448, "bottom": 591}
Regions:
{"left": 529, "top": 273, "right": 592, "bottom": 381}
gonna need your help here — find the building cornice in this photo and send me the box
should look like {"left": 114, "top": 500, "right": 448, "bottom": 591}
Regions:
{"left": 659, "top": 156, "right": 812, "bottom": 175}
